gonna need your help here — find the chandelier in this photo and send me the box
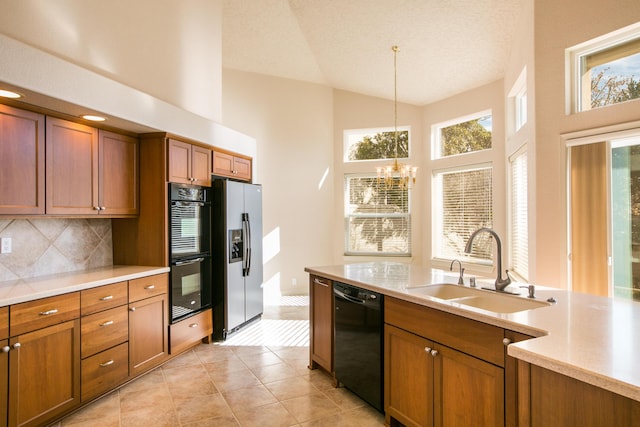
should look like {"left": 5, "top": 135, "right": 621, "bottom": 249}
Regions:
{"left": 376, "top": 45, "right": 417, "bottom": 190}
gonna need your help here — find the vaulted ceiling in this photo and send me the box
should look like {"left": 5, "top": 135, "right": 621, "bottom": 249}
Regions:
{"left": 222, "top": 0, "right": 526, "bottom": 106}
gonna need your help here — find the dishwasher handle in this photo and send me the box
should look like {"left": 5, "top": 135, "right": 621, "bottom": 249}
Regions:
{"left": 334, "top": 288, "right": 366, "bottom": 304}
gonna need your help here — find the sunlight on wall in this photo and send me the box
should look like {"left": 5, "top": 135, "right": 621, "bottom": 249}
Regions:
{"left": 318, "top": 166, "right": 329, "bottom": 190}
{"left": 263, "top": 271, "right": 281, "bottom": 305}
{"left": 263, "top": 226, "right": 280, "bottom": 264}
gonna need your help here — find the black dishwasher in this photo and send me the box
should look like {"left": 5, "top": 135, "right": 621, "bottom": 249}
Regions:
{"left": 333, "top": 282, "right": 384, "bottom": 412}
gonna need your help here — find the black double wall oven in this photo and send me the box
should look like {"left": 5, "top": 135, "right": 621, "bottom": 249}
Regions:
{"left": 169, "top": 183, "right": 212, "bottom": 324}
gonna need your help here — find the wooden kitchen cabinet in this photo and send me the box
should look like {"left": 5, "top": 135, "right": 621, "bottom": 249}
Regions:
{"left": 0, "top": 104, "right": 45, "bottom": 215}
{"left": 46, "top": 117, "right": 138, "bottom": 216}
{"left": 385, "top": 296, "right": 506, "bottom": 427}
{"left": 8, "top": 293, "right": 81, "bottom": 427}
{"left": 518, "top": 363, "right": 640, "bottom": 427}
{"left": 169, "top": 308, "right": 213, "bottom": 355}
{"left": 309, "top": 275, "right": 333, "bottom": 373}
{"left": 1, "top": 307, "right": 8, "bottom": 427}
{"left": 128, "top": 274, "right": 169, "bottom": 377}
{"left": 212, "top": 149, "right": 252, "bottom": 182}
{"left": 168, "top": 138, "right": 212, "bottom": 186}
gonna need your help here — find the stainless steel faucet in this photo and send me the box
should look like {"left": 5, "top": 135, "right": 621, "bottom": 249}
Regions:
{"left": 449, "top": 259, "right": 464, "bottom": 285}
{"left": 464, "top": 228, "right": 511, "bottom": 292}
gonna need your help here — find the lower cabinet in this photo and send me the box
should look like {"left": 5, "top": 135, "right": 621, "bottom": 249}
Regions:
{"left": 81, "top": 342, "right": 129, "bottom": 402}
{"left": 8, "top": 319, "right": 81, "bottom": 427}
{"left": 0, "top": 339, "right": 7, "bottom": 427}
{"left": 128, "top": 279, "right": 169, "bottom": 377}
{"left": 309, "top": 275, "right": 333, "bottom": 373}
{"left": 384, "top": 296, "right": 508, "bottom": 427}
{"left": 169, "top": 308, "right": 213, "bottom": 355}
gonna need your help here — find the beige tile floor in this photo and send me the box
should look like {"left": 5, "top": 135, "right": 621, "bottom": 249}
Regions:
{"left": 53, "top": 298, "right": 385, "bottom": 426}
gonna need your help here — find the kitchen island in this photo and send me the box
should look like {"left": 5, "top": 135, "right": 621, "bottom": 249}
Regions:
{"left": 306, "top": 262, "right": 640, "bottom": 426}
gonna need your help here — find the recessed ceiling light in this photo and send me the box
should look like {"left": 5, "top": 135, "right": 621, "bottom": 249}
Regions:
{"left": 0, "top": 89, "right": 22, "bottom": 99}
{"left": 82, "top": 115, "right": 106, "bottom": 122}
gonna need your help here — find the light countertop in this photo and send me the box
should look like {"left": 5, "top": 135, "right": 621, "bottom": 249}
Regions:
{"left": 0, "top": 265, "right": 170, "bottom": 307}
{"left": 305, "top": 262, "right": 640, "bottom": 402}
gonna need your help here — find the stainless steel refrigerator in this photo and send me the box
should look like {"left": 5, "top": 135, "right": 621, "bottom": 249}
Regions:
{"left": 212, "top": 179, "right": 263, "bottom": 340}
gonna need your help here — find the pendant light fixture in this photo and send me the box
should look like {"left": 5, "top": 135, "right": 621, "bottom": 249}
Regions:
{"left": 376, "top": 45, "right": 417, "bottom": 190}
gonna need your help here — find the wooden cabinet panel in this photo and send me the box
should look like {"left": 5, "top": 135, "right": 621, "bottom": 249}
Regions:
{"left": 81, "top": 306, "right": 128, "bottom": 358}
{"left": 0, "top": 339, "right": 7, "bottom": 427}
{"left": 81, "top": 342, "right": 128, "bottom": 402}
{"left": 129, "top": 293, "right": 168, "bottom": 377}
{"left": 385, "top": 296, "right": 504, "bottom": 366}
{"left": 435, "top": 344, "right": 504, "bottom": 426}
{"left": 8, "top": 319, "right": 80, "bottom": 427}
{"left": 212, "top": 149, "right": 252, "bottom": 182}
{"left": 384, "top": 324, "right": 433, "bottom": 427}
{"left": 99, "top": 131, "right": 138, "bottom": 215}
{"left": 168, "top": 138, "right": 191, "bottom": 185}
{"left": 212, "top": 150, "right": 233, "bottom": 177}
{"left": 129, "top": 273, "right": 168, "bottom": 302}
{"left": 191, "top": 145, "right": 212, "bottom": 186}
{"left": 0, "top": 104, "right": 45, "bottom": 215}
{"left": 46, "top": 117, "right": 99, "bottom": 215}
{"left": 0, "top": 306, "right": 8, "bottom": 340}
{"left": 233, "top": 156, "right": 251, "bottom": 181}
{"left": 169, "top": 308, "right": 213, "bottom": 355}
{"left": 10, "top": 292, "right": 80, "bottom": 337}
{"left": 309, "top": 275, "right": 333, "bottom": 372}
{"left": 80, "top": 281, "right": 128, "bottom": 316}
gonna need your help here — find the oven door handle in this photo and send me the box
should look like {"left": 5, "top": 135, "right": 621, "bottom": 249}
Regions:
{"left": 173, "top": 257, "right": 205, "bottom": 266}
{"left": 172, "top": 201, "right": 205, "bottom": 207}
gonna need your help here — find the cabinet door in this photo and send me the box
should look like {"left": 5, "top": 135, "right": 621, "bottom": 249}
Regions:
{"left": 99, "top": 131, "right": 138, "bottom": 215}
{"left": 0, "top": 339, "right": 7, "bottom": 427}
{"left": 191, "top": 145, "right": 212, "bottom": 186}
{"left": 309, "top": 276, "right": 333, "bottom": 372}
{"left": 0, "top": 104, "right": 45, "bottom": 215}
{"left": 167, "top": 139, "right": 192, "bottom": 184}
{"left": 46, "top": 117, "right": 99, "bottom": 215}
{"left": 384, "top": 324, "right": 434, "bottom": 427}
{"left": 233, "top": 156, "right": 252, "bottom": 181}
{"left": 8, "top": 319, "right": 80, "bottom": 427}
{"left": 434, "top": 344, "right": 504, "bottom": 427}
{"left": 129, "top": 293, "right": 168, "bottom": 377}
{"left": 212, "top": 150, "right": 234, "bottom": 178}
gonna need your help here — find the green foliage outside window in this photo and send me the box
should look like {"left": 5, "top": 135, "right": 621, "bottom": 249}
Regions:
{"left": 348, "top": 131, "right": 409, "bottom": 161}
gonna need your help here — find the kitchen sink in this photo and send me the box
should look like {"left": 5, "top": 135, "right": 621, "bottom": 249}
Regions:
{"left": 406, "top": 283, "right": 551, "bottom": 313}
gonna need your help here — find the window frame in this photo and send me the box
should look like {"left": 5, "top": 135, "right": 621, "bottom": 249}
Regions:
{"left": 343, "top": 126, "right": 411, "bottom": 163}
{"left": 431, "top": 109, "right": 493, "bottom": 160}
{"left": 508, "top": 144, "right": 529, "bottom": 281}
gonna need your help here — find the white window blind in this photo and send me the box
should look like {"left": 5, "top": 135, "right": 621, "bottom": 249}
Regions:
{"left": 510, "top": 150, "right": 528, "bottom": 279}
{"left": 345, "top": 175, "right": 410, "bottom": 256}
{"left": 433, "top": 166, "right": 493, "bottom": 261}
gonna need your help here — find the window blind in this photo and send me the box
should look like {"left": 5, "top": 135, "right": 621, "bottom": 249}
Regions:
{"left": 510, "top": 150, "right": 528, "bottom": 279}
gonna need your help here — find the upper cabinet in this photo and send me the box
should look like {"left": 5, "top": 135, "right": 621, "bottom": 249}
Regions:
{"left": 168, "top": 138, "right": 212, "bottom": 187}
{"left": 212, "top": 149, "right": 252, "bottom": 182}
{"left": 0, "top": 104, "right": 45, "bottom": 215}
{"left": 46, "top": 117, "right": 138, "bottom": 216}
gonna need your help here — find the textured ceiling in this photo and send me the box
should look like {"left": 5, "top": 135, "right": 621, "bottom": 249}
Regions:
{"left": 222, "top": 0, "right": 526, "bottom": 106}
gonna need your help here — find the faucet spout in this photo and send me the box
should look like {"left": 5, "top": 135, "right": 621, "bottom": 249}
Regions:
{"left": 449, "top": 259, "right": 464, "bottom": 285}
{"left": 464, "top": 228, "right": 511, "bottom": 291}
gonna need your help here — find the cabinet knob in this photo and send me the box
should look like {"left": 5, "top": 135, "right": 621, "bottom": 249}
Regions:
{"left": 12, "top": 343, "right": 20, "bottom": 349}
{"left": 1, "top": 346, "right": 9, "bottom": 353}
{"left": 130, "top": 307, "right": 136, "bottom": 312}
{"left": 503, "top": 338, "right": 512, "bottom": 346}
{"left": 94, "top": 206, "right": 100, "bottom": 210}
{"left": 425, "top": 347, "right": 432, "bottom": 353}
{"left": 430, "top": 349, "right": 438, "bottom": 357}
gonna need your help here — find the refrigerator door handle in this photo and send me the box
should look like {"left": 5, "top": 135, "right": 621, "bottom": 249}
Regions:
{"left": 242, "top": 213, "right": 251, "bottom": 276}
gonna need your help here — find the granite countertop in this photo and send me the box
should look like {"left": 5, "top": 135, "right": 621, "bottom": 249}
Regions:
{"left": 0, "top": 265, "right": 170, "bottom": 307}
{"left": 305, "top": 262, "right": 640, "bottom": 402}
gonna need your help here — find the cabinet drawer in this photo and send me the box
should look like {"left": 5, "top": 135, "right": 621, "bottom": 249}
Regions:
{"left": 129, "top": 274, "right": 168, "bottom": 303}
{"left": 0, "top": 306, "right": 8, "bottom": 339}
{"left": 81, "top": 281, "right": 128, "bottom": 315}
{"left": 10, "top": 292, "right": 80, "bottom": 336}
{"left": 81, "top": 306, "right": 129, "bottom": 358}
{"left": 169, "top": 309, "right": 213, "bottom": 355}
{"left": 385, "top": 296, "right": 505, "bottom": 366}
{"left": 81, "top": 342, "right": 129, "bottom": 402}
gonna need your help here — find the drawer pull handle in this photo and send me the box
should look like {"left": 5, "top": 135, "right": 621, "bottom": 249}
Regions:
{"left": 144, "top": 285, "right": 155, "bottom": 290}
{"left": 189, "top": 323, "right": 198, "bottom": 328}
{"left": 314, "top": 278, "right": 329, "bottom": 287}
{"left": 100, "top": 295, "right": 114, "bottom": 301}
{"left": 39, "top": 309, "right": 58, "bottom": 316}
{"left": 99, "top": 360, "right": 115, "bottom": 367}
{"left": 100, "top": 320, "right": 115, "bottom": 327}
{"left": 2, "top": 346, "right": 9, "bottom": 353}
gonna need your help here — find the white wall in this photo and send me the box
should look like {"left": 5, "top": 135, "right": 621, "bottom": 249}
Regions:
{"left": 222, "top": 69, "right": 334, "bottom": 297}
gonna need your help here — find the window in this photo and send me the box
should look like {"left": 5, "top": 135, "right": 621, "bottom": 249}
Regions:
{"left": 432, "top": 165, "right": 493, "bottom": 262}
{"left": 344, "top": 127, "right": 410, "bottom": 162}
{"left": 508, "top": 68, "right": 527, "bottom": 133}
{"left": 568, "top": 24, "right": 640, "bottom": 112}
{"left": 509, "top": 148, "right": 528, "bottom": 280}
{"left": 345, "top": 175, "right": 410, "bottom": 256}
{"left": 433, "top": 112, "right": 492, "bottom": 159}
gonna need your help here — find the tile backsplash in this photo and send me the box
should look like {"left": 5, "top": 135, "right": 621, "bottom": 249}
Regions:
{"left": 0, "top": 218, "right": 113, "bottom": 282}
